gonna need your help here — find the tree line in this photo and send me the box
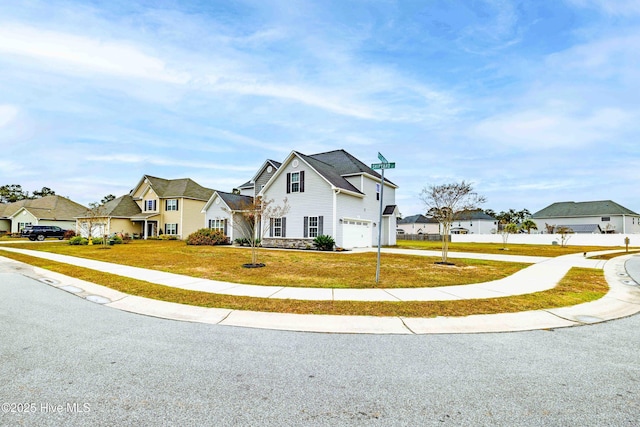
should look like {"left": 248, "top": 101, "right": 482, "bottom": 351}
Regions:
{"left": 0, "top": 184, "right": 56, "bottom": 203}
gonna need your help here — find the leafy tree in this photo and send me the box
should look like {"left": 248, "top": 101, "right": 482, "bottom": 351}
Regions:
{"left": 101, "top": 194, "right": 116, "bottom": 204}
{"left": 0, "top": 184, "right": 29, "bottom": 203}
{"left": 500, "top": 222, "right": 519, "bottom": 249}
{"left": 521, "top": 219, "right": 538, "bottom": 234}
{"left": 420, "top": 181, "right": 486, "bottom": 264}
{"left": 32, "top": 187, "right": 56, "bottom": 198}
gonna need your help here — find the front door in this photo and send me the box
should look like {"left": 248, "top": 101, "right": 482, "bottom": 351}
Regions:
{"left": 146, "top": 222, "right": 156, "bottom": 238}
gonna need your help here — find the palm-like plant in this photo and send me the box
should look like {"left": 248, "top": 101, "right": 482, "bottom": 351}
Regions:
{"left": 521, "top": 219, "right": 538, "bottom": 234}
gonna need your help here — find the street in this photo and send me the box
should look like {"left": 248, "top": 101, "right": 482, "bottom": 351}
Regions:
{"left": 1, "top": 270, "right": 639, "bottom": 426}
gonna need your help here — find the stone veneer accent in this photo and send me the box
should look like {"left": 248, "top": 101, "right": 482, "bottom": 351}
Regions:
{"left": 261, "top": 238, "right": 315, "bottom": 250}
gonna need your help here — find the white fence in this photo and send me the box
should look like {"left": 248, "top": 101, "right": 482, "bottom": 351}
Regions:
{"left": 451, "top": 233, "right": 639, "bottom": 247}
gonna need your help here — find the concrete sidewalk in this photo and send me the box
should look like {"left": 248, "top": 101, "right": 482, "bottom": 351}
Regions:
{"left": 1, "top": 247, "right": 639, "bottom": 334}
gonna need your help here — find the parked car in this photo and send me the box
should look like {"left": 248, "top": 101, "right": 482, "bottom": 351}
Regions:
{"left": 21, "top": 225, "right": 67, "bottom": 241}
{"left": 396, "top": 228, "right": 405, "bottom": 234}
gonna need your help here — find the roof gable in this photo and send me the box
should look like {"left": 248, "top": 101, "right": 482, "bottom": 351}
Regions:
{"left": 133, "top": 175, "right": 214, "bottom": 201}
{"left": 6, "top": 196, "right": 86, "bottom": 220}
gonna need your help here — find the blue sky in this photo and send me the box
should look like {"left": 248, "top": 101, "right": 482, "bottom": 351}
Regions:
{"left": 1, "top": 0, "right": 638, "bottom": 216}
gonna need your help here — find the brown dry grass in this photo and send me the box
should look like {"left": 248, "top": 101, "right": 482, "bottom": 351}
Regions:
{"left": 0, "top": 241, "right": 528, "bottom": 289}
{"left": 0, "top": 250, "right": 607, "bottom": 317}
{"left": 394, "top": 239, "right": 624, "bottom": 257}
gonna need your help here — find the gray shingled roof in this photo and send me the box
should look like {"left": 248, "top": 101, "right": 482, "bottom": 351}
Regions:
{"left": 217, "top": 191, "right": 254, "bottom": 210}
{"left": 553, "top": 224, "right": 603, "bottom": 234}
{"left": 1, "top": 196, "right": 86, "bottom": 220}
{"left": 532, "top": 200, "right": 638, "bottom": 218}
{"left": 102, "top": 195, "right": 142, "bottom": 217}
{"left": 144, "top": 175, "right": 214, "bottom": 201}
{"left": 296, "top": 152, "right": 363, "bottom": 195}
{"left": 398, "top": 214, "right": 438, "bottom": 224}
{"left": 457, "top": 209, "right": 497, "bottom": 221}
{"left": 383, "top": 205, "right": 397, "bottom": 215}
{"left": 309, "top": 149, "right": 397, "bottom": 186}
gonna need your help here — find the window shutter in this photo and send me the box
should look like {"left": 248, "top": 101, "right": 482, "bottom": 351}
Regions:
{"left": 176, "top": 200, "right": 179, "bottom": 211}
{"left": 153, "top": 200, "right": 157, "bottom": 211}
{"left": 300, "top": 171, "right": 305, "bottom": 193}
{"left": 319, "top": 216, "right": 323, "bottom": 235}
{"left": 224, "top": 219, "right": 228, "bottom": 236}
{"left": 165, "top": 200, "right": 169, "bottom": 210}
{"left": 269, "top": 218, "right": 273, "bottom": 237}
{"left": 286, "top": 173, "right": 291, "bottom": 194}
{"left": 303, "top": 216, "right": 308, "bottom": 238}
{"left": 282, "top": 217, "right": 287, "bottom": 237}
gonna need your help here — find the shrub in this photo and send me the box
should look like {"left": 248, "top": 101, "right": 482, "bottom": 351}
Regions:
{"left": 313, "top": 235, "right": 335, "bottom": 251}
{"left": 186, "top": 228, "right": 229, "bottom": 246}
{"left": 109, "top": 235, "right": 123, "bottom": 245}
{"left": 63, "top": 230, "right": 76, "bottom": 240}
{"left": 92, "top": 237, "right": 104, "bottom": 245}
{"left": 69, "top": 236, "right": 88, "bottom": 245}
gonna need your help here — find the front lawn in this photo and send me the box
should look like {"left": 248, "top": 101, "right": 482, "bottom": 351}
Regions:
{"left": 0, "top": 249, "right": 608, "bottom": 317}
{"left": 0, "top": 240, "right": 528, "bottom": 289}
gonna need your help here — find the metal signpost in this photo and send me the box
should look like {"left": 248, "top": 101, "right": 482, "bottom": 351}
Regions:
{"left": 371, "top": 153, "right": 395, "bottom": 284}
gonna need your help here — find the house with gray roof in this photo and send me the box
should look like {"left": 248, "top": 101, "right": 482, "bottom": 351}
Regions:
{"left": 201, "top": 191, "right": 255, "bottom": 242}
{"left": 450, "top": 209, "right": 499, "bottom": 234}
{"left": 531, "top": 200, "right": 640, "bottom": 234}
{"left": 259, "top": 149, "right": 398, "bottom": 249}
{"left": 0, "top": 195, "right": 86, "bottom": 234}
{"left": 75, "top": 175, "right": 215, "bottom": 239}
{"left": 397, "top": 214, "right": 439, "bottom": 235}
{"left": 204, "top": 149, "right": 398, "bottom": 249}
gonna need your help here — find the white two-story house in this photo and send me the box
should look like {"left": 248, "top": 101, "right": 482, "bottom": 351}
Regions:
{"left": 202, "top": 149, "right": 398, "bottom": 249}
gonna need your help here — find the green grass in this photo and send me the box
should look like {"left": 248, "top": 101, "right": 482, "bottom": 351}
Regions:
{"left": 0, "top": 250, "right": 608, "bottom": 317}
{"left": 0, "top": 240, "right": 530, "bottom": 289}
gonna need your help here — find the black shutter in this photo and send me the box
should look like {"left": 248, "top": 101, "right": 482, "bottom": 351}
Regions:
{"left": 224, "top": 219, "right": 228, "bottom": 236}
{"left": 300, "top": 171, "right": 305, "bottom": 193}
{"left": 282, "top": 217, "right": 286, "bottom": 237}
{"left": 269, "top": 218, "right": 273, "bottom": 237}
{"left": 319, "top": 216, "right": 323, "bottom": 235}
{"left": 303, "top": 216, "right": 308, "bottom": 238}
{"left": 286, "top": 173, "right": 291, "bottom": 194}
{"left": 176, "top": 199, "right": 179, "bottom": 211}
{"left": 165, "top": 200, "right": 168, "bottom": 210}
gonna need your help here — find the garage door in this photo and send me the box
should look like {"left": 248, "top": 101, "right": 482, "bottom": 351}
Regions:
{"left": 342, "top": 220, "right": 372, "bottom": 249}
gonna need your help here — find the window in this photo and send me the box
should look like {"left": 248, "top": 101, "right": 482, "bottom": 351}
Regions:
{"left": 308, "top": 216, "right": 319, "bottom": 238}
{"left": 166, "top": 199, "right": 178, "bottom": 211}
{"left": 145, "top": 199, "right": 157, "bottom": 211}
{"left": 304, "top": 216, "right": 323, "bottom": 238}
{"left": 18, "top": 222, "right": 32, "bottom": 231}
{"left": 601, "top": 217, "right": 610, "bottom": 222}
{"left": 376, "top": 184, "right": 380, "bottom": 201}
{"left": 291, "top": 172, "right": 300, "bottom": 192}
{"left": 165, "top": 223, "right": 178, "bottom": 235}
{"left": 273, "top": 218, "right": 282, "bottom": 237}
{"left": 208, "top": 219, "right": 225, "bottom": 233}
{"left": 286, "top": 171, "right": 305, "bottom": 193}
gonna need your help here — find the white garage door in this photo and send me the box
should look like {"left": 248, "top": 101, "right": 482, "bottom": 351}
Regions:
{"left": 342, "top": 220, "right": 372, "bottom": 248}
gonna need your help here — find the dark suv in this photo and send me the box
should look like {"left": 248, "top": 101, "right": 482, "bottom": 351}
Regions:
{"left": 21, "top": 225, "right": 67, "bottom": 241}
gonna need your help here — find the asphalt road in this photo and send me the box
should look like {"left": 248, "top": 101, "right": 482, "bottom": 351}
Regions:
{"left": 2, "top": 270, "right": 640, "bottom": 426}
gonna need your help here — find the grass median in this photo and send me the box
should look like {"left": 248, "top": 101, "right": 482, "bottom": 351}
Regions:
{"left": 0, "top": 249, "right": 608, "bottom": 317}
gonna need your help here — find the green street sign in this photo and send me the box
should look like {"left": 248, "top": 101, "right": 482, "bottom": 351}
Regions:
{"left": 371, "top": 162, "right": 395, "bottom": 170}
{"left": 378, "top": 152, "right": 388, "bottom": 163}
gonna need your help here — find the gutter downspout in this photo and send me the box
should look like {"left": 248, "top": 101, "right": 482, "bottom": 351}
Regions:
{"left": 333, "top": 189, "right": 340, "bottom": 243}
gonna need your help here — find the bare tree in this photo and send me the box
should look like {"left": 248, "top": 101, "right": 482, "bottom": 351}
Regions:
{"left": 556, "top": 226, "right": 573, "bottom": 247}
{"left": 77, "top": 202, "right": 107, "bottom": 241}
{"left": 225, "top": 197, "right": 290, "bottom": 267}
{"left": 420, "top": 181, "right": 486, "bottom": 264}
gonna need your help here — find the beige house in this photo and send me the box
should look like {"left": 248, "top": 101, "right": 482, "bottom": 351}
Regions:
{"left": 75, "top": 175, "right": 214, "bottom": 239}
{"left": 0, "top": 195, "right": 86, "bottom": 235}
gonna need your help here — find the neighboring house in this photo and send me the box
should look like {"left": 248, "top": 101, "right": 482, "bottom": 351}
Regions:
{"left": 0, "top": 196, "right": 86, "bottom": 234}
{"left": 75, "top": 195, "right": 143, "bottom": 238}
{"left": 451, "top": 209, "right": 499, "bottom": 234}
{"left": 531, "top": 200, "right": 640, "bottom": 234}
{"left": 201, "top": 191, "right": 254, "bottom": 243}
{"left": 397, "top": 214, "right": 439, "bottom": 235}
{"left": 128, "top": 175, "right": 214, "bottom": 239}
{"left": 259, "top": 149, "right": 398, "bottom": 249}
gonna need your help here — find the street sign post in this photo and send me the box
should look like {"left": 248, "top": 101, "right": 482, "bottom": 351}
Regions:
{"left": 372, "top": 153, "right": 395, "bottom": 285}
